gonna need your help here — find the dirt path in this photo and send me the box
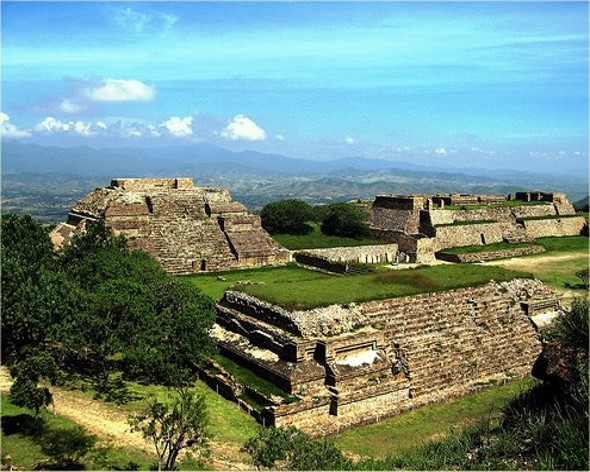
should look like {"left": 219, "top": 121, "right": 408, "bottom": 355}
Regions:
{"left": 0, "top": 367, "right": 251, "bottom": 470}
{"left": 482, "top": 252, "right": 584, "bottom": 268}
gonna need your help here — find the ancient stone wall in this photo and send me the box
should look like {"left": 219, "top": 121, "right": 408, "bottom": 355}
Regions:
{"left": 296, "top": 244, "right": 398, "bottom": 264}
{"left": 522, "top": 216, "right": 586, "bottom": 238}
{"left": 434, "top": 222, "right": 507, "bottom": 249}
{"left": 436, "top": 245, "right": 546, "bottom": 263}
{"left": 217, "top": 279, "right": 554, "bottom": 436}
{"left": 371, "top": 196, "right": 426, "bottom": 233}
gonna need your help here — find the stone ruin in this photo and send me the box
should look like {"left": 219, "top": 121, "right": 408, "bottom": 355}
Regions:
{"left": 51, "top": 178, "right": 291, "bottom": 273}
{"left": 370, "top": 191, "right": 586, "bottom": 263}
{"left": 212, "top": 278, "right": 560, "bottom": 435}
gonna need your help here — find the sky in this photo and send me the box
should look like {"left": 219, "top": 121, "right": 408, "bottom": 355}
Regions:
{"left": 1, "top": 1, "right": 588, "bottom": 171}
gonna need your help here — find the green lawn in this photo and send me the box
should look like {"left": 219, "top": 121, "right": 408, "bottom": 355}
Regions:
{"left": 536, "top": 235, "right": 589, "bottom": 254}
{"left": 105, "top": 380, "right": 260, "bottom": 448}
{"left": 211, "top": 353, "right": 297, "bottom": 404}
{"left": 224, "top": 264, "right": 531, "bottom": 310}
{"left": 517, "top": 214, "right": 582, "bottom": 221}
{"left": 0, "top": 393, "right": 155, "bottom": 471}
{"left": 435, "top": 219, "right": 497, "bottom": 227}
{"left": 334, "top": 378, "right": 534, "bottom": 459}
{"left": 272, "top": 223, "right": 384, "bottom": 250}
{"left": 441, "top": 242, "right": 539, "bottom": 255}
{"left": 183, "top": 263, "right": 329, "bottom": 302}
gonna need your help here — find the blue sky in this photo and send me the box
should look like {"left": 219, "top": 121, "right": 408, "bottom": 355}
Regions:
{"left": 1, "top": 1, "right": 588, "bottom": 171}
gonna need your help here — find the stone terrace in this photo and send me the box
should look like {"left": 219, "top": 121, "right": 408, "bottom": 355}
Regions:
{"left": 213, "top": 278, "right": 558, "bottom": 435}
{"left": 51, "top": 178, "right": 291, "bottom": 274}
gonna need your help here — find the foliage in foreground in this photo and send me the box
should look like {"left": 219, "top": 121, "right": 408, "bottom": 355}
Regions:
{"left": 1, "top": 215, "right": 216, "bottom": 413}
{"left": 130, "top": 388, "right": 209, "bottom": 471}
{"left": 243, "top": 426, "right": 351, "bottom": 470}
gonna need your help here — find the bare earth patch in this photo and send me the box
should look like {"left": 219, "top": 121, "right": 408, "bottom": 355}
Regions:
{"left": 0, "top": 366, "right": 250, "bottom": 470}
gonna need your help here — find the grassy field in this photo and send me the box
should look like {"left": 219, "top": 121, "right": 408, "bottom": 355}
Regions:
{"left": 441, "top": 241, "right": 536, "bottom": 255}
{"left": 272, "top": 223, "right": 383, "bottom": 250}
{"left": 334, "top": 378, "right": 534, "bottom": 459}
{"left": 535, "top": 235, "right": 589, "bottom": 254}
{"left": 0, "top": 393, "right": 155, "bottom": 471}
{"left": 103, "top": 380, "right": 260, "bottom": 448}
{"left": 210, "top": 264, "right": 531, "bottom": 310}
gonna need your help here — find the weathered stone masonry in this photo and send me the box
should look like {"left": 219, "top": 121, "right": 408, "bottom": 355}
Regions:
{"left": 51, "top": 178, "right": 291, "bottom": 273}
{"left": 212, "top": 279, "right": 556, "bottom": 435}
{"left": 370, "top": 192, "right": 586, "bottom": 262}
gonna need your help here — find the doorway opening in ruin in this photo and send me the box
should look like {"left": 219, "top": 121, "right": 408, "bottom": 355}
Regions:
{"left": 480, "top": 233, "right": 486, "bottom": 245}
{"left": 200, "top": 259, "right": 207, "bottom": 271}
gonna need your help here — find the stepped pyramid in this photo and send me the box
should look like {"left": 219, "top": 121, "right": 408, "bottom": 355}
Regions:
{"left": 50, "top": 178, "right": 291, "bottom": 274}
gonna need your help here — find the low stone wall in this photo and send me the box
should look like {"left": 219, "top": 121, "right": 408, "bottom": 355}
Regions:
{"left": 298, "top": 244, "right": 398, "bottom": 264}
{"left": 434, "top": 222, "right": 506, "bottom": 249}
{"left": 436, "top": 245, "right": 546, "bottom": 263}
{"left": 523, "top": 216, "right": 586, "bottom": 238}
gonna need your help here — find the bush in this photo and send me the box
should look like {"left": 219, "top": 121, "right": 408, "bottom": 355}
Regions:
{"left": 320, "top": 203, "right": 370, "bottom": 239}
{"left": 260, "top": 200, "right": 314, "bottom": 234}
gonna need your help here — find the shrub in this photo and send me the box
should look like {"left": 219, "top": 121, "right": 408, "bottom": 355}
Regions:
{"left": 320, "top": 202, "right": 370, "bottom": 239}
{"left": 260, "top": 200, "right": 314, "bottom": 234}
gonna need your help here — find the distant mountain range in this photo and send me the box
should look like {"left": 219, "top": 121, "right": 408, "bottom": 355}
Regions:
{"left": 2, "top": 142, "right": 588, "bottom": 221}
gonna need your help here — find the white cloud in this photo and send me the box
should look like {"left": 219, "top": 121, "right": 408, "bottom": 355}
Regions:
{"left": 114, "top": 7, "right": 151, "bottom": 33}
{"left": 82, "top": 79, "right": 155, "bottom": 102}
{"left": 113, "top": 7, "right": 178, "bottom": 34}
{"left": 344, "top": 136, "right": 358, "bottom": 145}
{"left": 0, "top": 112, "right": 31, "bottom": 138}
{"left": 275, "top": 134, "right": 285, "bottom": 141}
{"left": 35, "top": 116, "right": 71, "bottom": 133}
{"left": 34, "top": 116, "right": 107, "bottom": 136}
{"left": 58, "top": 99, "right": 84, "bottom": 114}
{"left": 220, "top": 115, "right": 266, "bottom": 142}
{"left": 162, "top": 116, "right": 193, "bottom": 137}
{"left": 434, "top": 147, "right": 447, "bottom": 156}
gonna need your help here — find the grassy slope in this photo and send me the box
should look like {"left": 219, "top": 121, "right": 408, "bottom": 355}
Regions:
{"left": 485, "top": 236, "right": 589, "bottom": 293}
{"left": 240, "top": 264, "right": 531, "bottom": 310}
{"left": 272, "top": 223, "right": 383, "bottom": 250}
{"left": 334, "top": 378, "right": 533, "bottom": 458}
{"left": 185, "top": 264, "right": 531, "bottom": 310}
{"left": 0, "top": 393, "right": 155, "bottom": 471}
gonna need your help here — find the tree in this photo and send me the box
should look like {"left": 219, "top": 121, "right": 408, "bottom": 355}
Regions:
{"left": 260, "top": 200, "right": 314, "bottom": 234}
{"left": 1, "top": 215, "right": 74, "bottom": 364}
{"left": 243, "top": 426, "right": 351, "bottom": 470}
{"left": 320, "top": 202, "right": 370, "bottom": 239}
{"left": 130, "top": 389, "right": 209, "bottom": 471}
{"left": 9, "top": 352, "right": 58, "bottom": 416}
{"left": 123, "top": 278, "right": 216, "bottom": 386}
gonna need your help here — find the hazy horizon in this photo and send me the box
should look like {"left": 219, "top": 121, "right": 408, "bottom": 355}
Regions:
{"left": 1, "top": 1, "right": 588, "bottom": 174}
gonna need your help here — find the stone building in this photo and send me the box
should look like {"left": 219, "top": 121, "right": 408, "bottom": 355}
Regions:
{"left": 212, "top": 279, "right": 559, "bottom": 435}
{"left": 370, "top": 191, "right": 586, "bottom": 262}
{"left": 51, "top": 178, "right": 291, "bottom": 273}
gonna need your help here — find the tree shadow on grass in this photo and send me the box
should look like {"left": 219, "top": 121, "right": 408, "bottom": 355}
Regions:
{"left": 1, "top": 413, "right": 45, "bottom": 437}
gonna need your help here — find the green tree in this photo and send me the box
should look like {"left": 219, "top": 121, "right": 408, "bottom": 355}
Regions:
{"left": 123, "top": 278, "right": 216, "bottom": 386}
{"left": 1, "top": 215, "right": 74, "bottom": 364}
{"left": 130, "top": 388, "right": 209, "bottom": 471}
{"left": 9, "top": 352, "right": 58, "bottom": 416}
{"left": 260, "top": 200, "right": 314, "bottom": 234}
{"left": 244, "top": 426, "right": 351, "bottom": 470}
{"left": 320, "top": 202, "right": 370, "bottom": 239}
